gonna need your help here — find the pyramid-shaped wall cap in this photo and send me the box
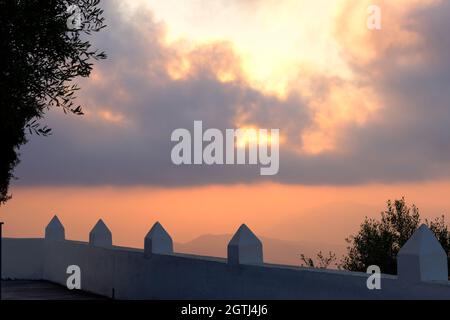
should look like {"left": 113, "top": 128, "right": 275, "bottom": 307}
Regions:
{"left": 144, "top": 222, "right": 173, "bottom": 256}
{"left": 45, "top": 215, "right": 65, "bottom": 241}
{"left": 228, "top": 224, "right": 263, "bottom": 265}
{"left": 89, "top": 219, "right": 112, "bottom": 247}
{"left": 397, "top": 224, "right": 448, "bottom": 282}
{"left": 398, "top": 225, "right": 446, "bottom": 255}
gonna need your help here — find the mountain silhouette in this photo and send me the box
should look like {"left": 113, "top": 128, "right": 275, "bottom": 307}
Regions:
{"left": 175, "top": 234, "right": 346, "bottom": 266}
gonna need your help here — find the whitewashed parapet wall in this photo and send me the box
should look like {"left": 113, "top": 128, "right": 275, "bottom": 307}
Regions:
{"left": 2, "top": 216, "right": 450, "bottom": 299}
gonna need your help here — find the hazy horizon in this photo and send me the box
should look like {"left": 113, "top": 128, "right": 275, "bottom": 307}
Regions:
{"left": 3, "top": 182, "right": 450, "bottom": 251}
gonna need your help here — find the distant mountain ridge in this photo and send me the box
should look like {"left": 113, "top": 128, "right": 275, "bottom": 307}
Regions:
{"left": 175, "top": 234, "right": 346, "bottom": 266}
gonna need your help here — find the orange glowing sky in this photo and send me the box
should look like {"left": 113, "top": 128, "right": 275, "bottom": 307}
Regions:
{"left": 4, "top": 182, "right": 450, "bottom": 248}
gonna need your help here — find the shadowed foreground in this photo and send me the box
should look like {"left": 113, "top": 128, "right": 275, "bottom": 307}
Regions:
{"left": 1, "top": 280, "right": 107, "bottom": 300}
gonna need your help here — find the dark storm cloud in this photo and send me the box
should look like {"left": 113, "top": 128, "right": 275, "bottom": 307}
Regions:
{"left": 13, "top": 0, "right": 450, "bottom": 187}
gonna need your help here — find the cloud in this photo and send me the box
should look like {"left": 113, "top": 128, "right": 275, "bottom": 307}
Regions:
{"left": 13, "top": 0, "right": 450, "bottom": 187}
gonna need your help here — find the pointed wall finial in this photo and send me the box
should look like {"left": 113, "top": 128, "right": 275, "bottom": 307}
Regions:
{"left": 45, "top": 215, "right": 65, "bottom": 241}
{"left": 228, "top": 224, "right": 263, "bottom": 265}
{"left": 89, "top": 219, "right": 112, "bottom": 247}
{"left": 144, "top": 222, "right": 173, "bottom": 256}
{"left": 397, "top": 224, "right": 448, "bottom": 282}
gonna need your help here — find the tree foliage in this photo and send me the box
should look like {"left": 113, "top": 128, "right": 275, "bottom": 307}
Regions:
{"left": 300, "top": 251, "right": 337, "bottom": 269}
{"left": 0, "top": 0, "right": 106, "bottom": 203}
{"left": 342, "top": 198, "right": 450, "bottom": 275}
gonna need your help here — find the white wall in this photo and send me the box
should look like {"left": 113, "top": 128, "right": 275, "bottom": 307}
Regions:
{"left": 2, "top": 238, "right": 44, "bottom": 280}
{"left": 2, "top": 220, "right": 450, "bottom": 299}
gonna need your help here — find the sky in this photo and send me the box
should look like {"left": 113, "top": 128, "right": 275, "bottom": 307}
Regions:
{"left": 2, "top": 0, "right": 450, "bottom": 253}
